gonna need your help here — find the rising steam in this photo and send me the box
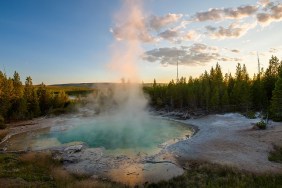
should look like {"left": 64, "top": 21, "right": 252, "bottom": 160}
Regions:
{"left": 107, "top": 0, "right": 148, "bottom": 117}
{"left": 81, "top": 1, "right": 152, "bottom": 150}
{"left": 109, "top": 0, "right": 146, "bottom": 81}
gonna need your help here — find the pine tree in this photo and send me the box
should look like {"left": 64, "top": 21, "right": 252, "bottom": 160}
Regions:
{"left": 221, "top": 90, "right": 229, "bottom": 111}
{"left": 37, "top": 83, "right": 52, "bottom": 115}
{"left": 251, "top": 73, "right": 265, "bottom": 111}
{"left": 0, "top": 75, "right": 14, "bottom": 119}
{"left": 270, "top": 68, "right": 282, "bottom": 121}
{"left": 202, "top": 71, "right": 210, "bottom": 110}
{"left": 210, "top": 87, "right": 220, "bottom": 110}
{"left": 24, "top": 76, "right": 40, "bottom": 118}
{"left": 9, "top": 71, "right": 27, "bottom": 120}
{"left": 53, "top": 91, "right": 68, "bottom": 108}
{"left": 263, "top": 56, "right": 280, "bottom": 104}
{"left": 12, "top": 71, "right": 23, "bottom": 99}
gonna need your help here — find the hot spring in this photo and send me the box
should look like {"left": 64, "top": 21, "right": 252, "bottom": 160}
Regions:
{"left": 1, "top": 116, "right": 194, "bottom": 154}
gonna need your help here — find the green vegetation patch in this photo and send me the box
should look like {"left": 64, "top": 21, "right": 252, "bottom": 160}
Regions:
{"left": 0, "top": 153, "right": 54, "bottom": 187}
{"left": 245, "top": 111, "right": 256, "bottom": 119}
{"left": 255, "top": 120, "right": 267, "bottom": 130}
{"left": 45, "top": 85, "right": 95, "bottom": 96}
{"left": 269, "top": 145, "right": 282, "bottom": 163}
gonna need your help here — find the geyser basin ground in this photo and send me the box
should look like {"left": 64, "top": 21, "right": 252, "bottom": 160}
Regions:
{"left": 0, "top": 115, "right": 194, "bottom": 185}
{"left": 1, "top": 113, "right": 282, "bottom": 186}
{"left": 1, "top": 116, "right": 193, "bottom": 153}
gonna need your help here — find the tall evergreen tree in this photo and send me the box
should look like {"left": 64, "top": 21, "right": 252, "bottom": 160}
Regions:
{"left": 263, "top": 56, "right": 280, "bottom": 104}
{"left": 24, "top": 76, "right": 40, "bottom": 118}
{"left": 37, "top": 83, "right": 52, "bottom": 115}
{"left": 0, "top": 75, "right": 14, "bottom": 119}
{"left": 9, "top": 71, "right": 27, "bottom": 119}
{"left": 270, "top": 67, "right": 282, "bottom": 121}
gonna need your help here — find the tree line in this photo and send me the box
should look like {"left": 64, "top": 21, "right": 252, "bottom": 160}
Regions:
{"left": 144, "top": 56, "right": 282, "bottom": 121}
{"left": 0, "top": 71, "right": 70, "bottom": 124}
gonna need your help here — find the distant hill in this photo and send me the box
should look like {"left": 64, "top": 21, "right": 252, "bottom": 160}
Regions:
{"left": 49, "top": 82, "right": 162, "bottom": 88}
{"left": 49, "top": 83, "right": 114, "bottom": 89}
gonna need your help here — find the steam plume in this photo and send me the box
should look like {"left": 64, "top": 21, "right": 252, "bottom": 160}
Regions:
{"left": 109, "top": 0, "right": 146, "bottom": 81}
{"left": 103, "top": 0, "right": 148, "bottom": 118}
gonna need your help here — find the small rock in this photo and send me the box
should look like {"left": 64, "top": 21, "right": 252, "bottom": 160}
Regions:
{"left": 64, "top": 144, "right": 83, "bottom": 153}
{"left": 63, "top": 156, "right": 78, "bottom": 163}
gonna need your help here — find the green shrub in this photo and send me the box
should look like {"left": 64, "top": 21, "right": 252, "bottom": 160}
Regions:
{"left": 0, "top": 116, "right": 6, "bottom": 129}
{"left": 50, "top": 103, "right": 77, "bottom": 116}
{"left": 246, "top": 111, "right": 256, "bottom": 119}
{"left": 256, "top": 120, "right": 267, "bottom": 130}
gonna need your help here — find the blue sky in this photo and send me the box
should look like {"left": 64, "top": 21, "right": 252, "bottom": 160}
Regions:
{"left": 1, "top": 0, "right": 282, "bottom": 84}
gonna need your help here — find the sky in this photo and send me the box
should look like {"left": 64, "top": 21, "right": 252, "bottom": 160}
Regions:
{"left": 0, "top": 0, "right": 282, "bottom": 84}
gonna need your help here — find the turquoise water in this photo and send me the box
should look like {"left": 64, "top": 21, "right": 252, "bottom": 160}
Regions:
{"left": 1, "top": 117, "right": 193, "bottom": 152}
{"left": 43, "top": 117, "right": 192, "bottom": 150}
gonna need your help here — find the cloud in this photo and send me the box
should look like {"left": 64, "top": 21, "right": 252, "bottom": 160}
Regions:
{"left": 193, "top": 5, "right": 258, "bottom": 22}
{"left": 258, "top": 0, "right": 271, "bottom": 8}
{"left": 257, "top": 13, "right": 271, "bottom": 23}
{"left": 249, "top": 51, "right": 266, "bottom": 56}
{"left": 111, "top": 13, "right": 184, "bottom": 43}
{"left": 148, "top": 13, "right": 183, "bottom": 31}
{"left": 205, "top": 25, "right": 217, "bottom": 32}
{"left": 110, "top": 1, "right": 282, "bottom": 44}
{"left": 142, "top": 43, "right": 221, "bottom": 66}
{"left": 183, "top": 30, "right": 201, "bottom": 41}
{"left": 269, "top": 48, "right": 278, "bottom": 53}
{"left": 191, "top": 1, "right": 282, "bottom": 27}
{"left": 219, "top": 57, "right": 242, "bottom": 62}
{"left": 110, "top": 17, "right": 157, "bottom": 43}
{"left": 205, "top": 21, "right": 257, "bottom": 39}
{"left": 257, "top": 3, "right": 282, "bottom": 26}
{"left": 243, "top": 39, "right": 251, "bottom": 43}
{"left": 231, "top": 49, "right": 240, "bottom": 53}
{"left": 158, "top": 29, "right": 180, "bottom": 41}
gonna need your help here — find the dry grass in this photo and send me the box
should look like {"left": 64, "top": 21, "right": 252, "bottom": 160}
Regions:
{"left": 148, "top": 160, "right": 282, "bottom": 188}
{"left": 19, "top": 151, "right": 57, "bottom": 168}
{"left": 0, "top": 151, "right": 140, "bottom": 187}
{"left": 0, "top": 178, "right": 48, "bottom": 187}
{"left": 51, "top": 167, "right": 74, "bottom": 187}
{"left": 0, "top": 129, "right": 8, "bottom": 141}
{"left": 73, "top": 179, "right": 112, "bottom": 188}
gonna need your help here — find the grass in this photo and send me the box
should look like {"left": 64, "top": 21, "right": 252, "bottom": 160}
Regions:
{"left": 269, "top": 145, "right": 282, "bottom": 163}
{"left": 0, "top": 153, "right": 53, "bottom": 187}
{"left": 0, "top": 152, "right": 125, "bottom": 188}
{"left": 148, "top": 160, "right": 282, "bottom": 188}
{"left": 0, "top": 152, "right": 281, "bottom": 187}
